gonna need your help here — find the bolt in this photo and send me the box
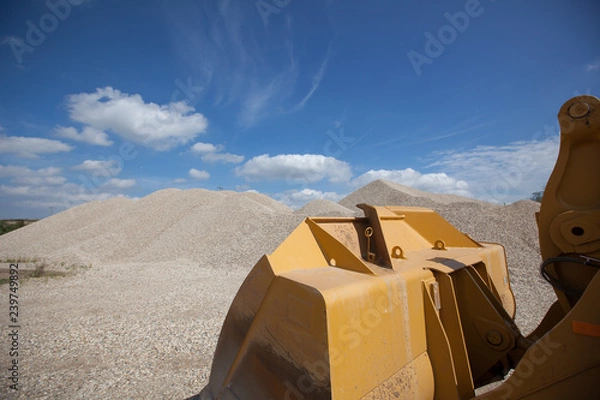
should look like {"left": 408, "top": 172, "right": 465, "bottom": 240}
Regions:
{"left": 568, "top": 101, "right": 590, "bottom": 119}
{"left": 486, "top": 329, "right": 503, "bottom": 346}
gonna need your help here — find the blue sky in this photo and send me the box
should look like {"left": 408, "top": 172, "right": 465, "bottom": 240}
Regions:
{"left": 0, "top": 0, "right": 599, "bottom": 218}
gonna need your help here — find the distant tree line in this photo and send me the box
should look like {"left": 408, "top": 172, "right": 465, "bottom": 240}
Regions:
{"left": 530, "top": 190, "right": 544, "bottom": 203}
{"left": 0, "top": 220, "right": 35, "bottom": 236}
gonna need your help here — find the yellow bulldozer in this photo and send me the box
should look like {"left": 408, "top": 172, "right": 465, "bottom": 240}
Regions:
{"left": 198, "top": 95, "right": 600, "bottom": 399}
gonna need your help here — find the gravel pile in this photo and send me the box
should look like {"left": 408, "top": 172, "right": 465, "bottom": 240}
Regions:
{"left": 294, "top": 199, "right": 357, "bottom": 217}
{"left": 0, "top": 181, "right": 555, "bottom": 399}
{"left": 0, "top": 189, "right": 301, "bottom": 267}
{"left": 339, "top": 179, "right": 485, "bottom": 209}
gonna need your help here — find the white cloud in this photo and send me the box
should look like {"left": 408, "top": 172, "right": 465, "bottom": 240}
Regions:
{"left": 0, "top": 179, "right": 134, "bottom": 217}
{"left": 72, "top": 160, "right": 121, "bottom": 175}
{"left": 102, "top": 178, "right": 136, "bottom": 189}
{"left": 352, "top": 168, "right": 471, "bottom": 197}
{"left": 189, "top": 168, "right": 210, "bottom": 180}
{"left": 0, "top": 165, "right": 65, "bottom": 186}
{"left": 38, "top": 167, "right": 63, "bottom": 176}
{"left": 9, "top": 183, "right": 120, "bottom": 202}
{"left": 291, "top": 43, "right": 332, "bottom": 112}
{"left": 239, "top": 83, "right": 280, "bottom": 128}
{"left": 65, "top": 87, "right": 208, "bottom": 150}
{"left": 429, "top": 137, "right": 559, "bottom": 202}
{"left": 191, "top": 142, "right": 218, "bottom": 154}
{"left": 0, "top": 162, "right": 135, "bottom": 217}
{"left": 236, "top": 154, "right": 352, "bottom": 184}
{"left": 0, "top": 135, "right": 73, "bottom": 158}
{"left": 586, "top": 60, "right": 600, "bottom": 71}
{"left": 55, "top": 125, "right": 113, "bottom": 146}
{"left": 275, "top": 188, "right": 343, "bottom": 209}
{"left": 190, "top": 142, "right": 244, "bottom": 164}
{"left": 0, "top": 165, "right": 31, "bottom": 177}
{"left": 0, "top": 165, "right": 62, "bottom": 178}
{"left": 202, "top": 152, "right": 244, "bottom": 164}
{"left": 0, "top": 185, "right": 32, "bottom": 196}
{"left": 173, "top": 178, "right": 186, "bottom": 183}
{"left": 59, "top": 185, "right": 120, "bottom": 203}
{"left": 18, "top": 175, "right": 66, "bottom": 186}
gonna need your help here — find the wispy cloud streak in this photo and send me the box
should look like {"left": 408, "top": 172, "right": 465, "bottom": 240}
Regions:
{"left": 164, "top": 0, "right": 334, "bottom": 127}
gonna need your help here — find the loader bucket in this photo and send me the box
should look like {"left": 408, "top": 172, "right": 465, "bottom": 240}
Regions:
{"left": 200, "top": 205, "right": 516, "bottom": 399}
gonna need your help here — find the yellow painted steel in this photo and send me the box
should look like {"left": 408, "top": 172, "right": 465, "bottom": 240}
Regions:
{"left": 200, "top": 207, "right": 516, "bottom": 399}
{"left": 477, "top": 95, "right": 600, "bottom": 398}
{"left": 199, "top": 96, "right": 599, "bottom": 399}
{"left": 537, "top": 95, "right": 600, "bottom": 311}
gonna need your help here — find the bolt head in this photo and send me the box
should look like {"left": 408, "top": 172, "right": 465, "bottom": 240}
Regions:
{"left": 486, "top": 330, "right": 503, "bottom": 346}
{"left": 568, "top": 101, "right": 590, "bottom": 119}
